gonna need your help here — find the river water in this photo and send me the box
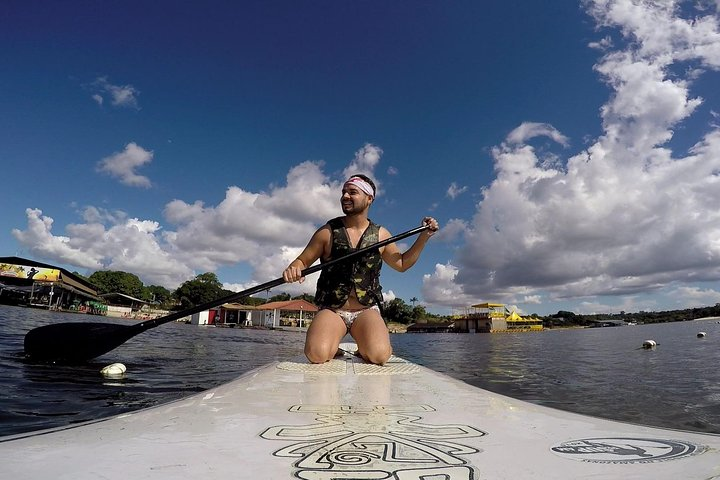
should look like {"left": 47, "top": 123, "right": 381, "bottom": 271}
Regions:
{"left": 1, "top": 305, "right": 720, "bottom": 437}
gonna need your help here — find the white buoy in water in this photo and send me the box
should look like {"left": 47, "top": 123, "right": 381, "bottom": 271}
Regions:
{"left": 101, "top": 363, "right": 127, "bottom": 377}
{"left": 642, "top": 340, "right": 657, "bottom": 349}
{"left": 698, "top": 332, "right": 707, "bottom": 338}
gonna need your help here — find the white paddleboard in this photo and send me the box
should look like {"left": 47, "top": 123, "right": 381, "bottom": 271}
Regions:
{"left": 1, "top": 343, "right": 719, "bottom": 479}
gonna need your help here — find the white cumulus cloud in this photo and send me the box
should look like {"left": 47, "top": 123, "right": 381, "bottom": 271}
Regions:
{"left": 423, "top": 0, "right": 720, "bottom": 311}
{"left": 90, "top": 76, "right": 140, "bottom": 109}
{"left": 13, "top": 147, "right": 383, "bottom": 290}
{"left": 12, "top": 208, "right": 104, "bottom": 269}
{"left": 97, "top": 142, "right": 153, "bottom": 188}
{"left": 446, "top": 182, "right": 468, "bottom": 199}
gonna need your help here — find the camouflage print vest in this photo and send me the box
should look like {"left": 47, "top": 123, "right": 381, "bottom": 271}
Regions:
{"left": 315, "top": 217, "right": 383, "bottom": 309}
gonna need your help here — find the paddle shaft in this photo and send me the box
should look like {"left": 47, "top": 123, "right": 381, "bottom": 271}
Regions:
{"left": 130, "top": 224, "right": 430, "bottom": 334}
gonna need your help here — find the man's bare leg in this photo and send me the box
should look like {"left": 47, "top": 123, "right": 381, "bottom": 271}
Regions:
{"left": 350, "top": 309, "right": 392, "bottom": 365}
{"left": 304, "top": 309, "right": 347, "bottom": 363}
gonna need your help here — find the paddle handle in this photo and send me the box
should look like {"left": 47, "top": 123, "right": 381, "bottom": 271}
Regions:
{"left": 133, "top": 224, "right": 429, "bottom": 332}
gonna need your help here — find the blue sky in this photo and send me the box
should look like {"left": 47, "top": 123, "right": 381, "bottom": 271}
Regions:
{"left": 2, "top": 1, "right": 720, "bottom": 316}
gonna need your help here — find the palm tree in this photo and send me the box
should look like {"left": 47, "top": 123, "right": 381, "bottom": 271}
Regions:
{"left": 410, "top": 297, "right": 418, "bottom": 307}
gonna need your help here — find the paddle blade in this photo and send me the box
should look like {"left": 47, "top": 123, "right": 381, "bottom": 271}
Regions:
{"left": 24, "top": 323, "right": 138, "bottom": 363}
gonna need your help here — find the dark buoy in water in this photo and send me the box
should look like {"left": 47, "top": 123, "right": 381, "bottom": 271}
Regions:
{"left": 642, "top": 340, "right": 657, "bottom": 349}
{"left": 697, "top": 332, "right": 707, "bottom": 338}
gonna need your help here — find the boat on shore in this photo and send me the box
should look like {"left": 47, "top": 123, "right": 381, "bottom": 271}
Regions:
{"left": 1, "top": 344, "right": 719, "bottom": 479}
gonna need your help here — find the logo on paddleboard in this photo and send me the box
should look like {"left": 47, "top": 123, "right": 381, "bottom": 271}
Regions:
{"left": 262, "top": 404, "right": 485, "bottom": 479}
{"left": 551, "top": 437, "right": 704, "bottom": 464}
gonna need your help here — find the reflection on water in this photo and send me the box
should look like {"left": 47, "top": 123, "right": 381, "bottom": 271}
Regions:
{"left": 1, "top": 305, "right": 720, "bottom": 436}
{"left": 0, "top": 305, "right": 306, "bottom": 436}
{"left": 389, "top": 321, "right": 720, "bottom": 434}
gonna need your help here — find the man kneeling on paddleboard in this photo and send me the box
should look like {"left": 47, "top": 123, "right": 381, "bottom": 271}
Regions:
{"left": 283, "top": 174, "right": 439, "bottom": 365}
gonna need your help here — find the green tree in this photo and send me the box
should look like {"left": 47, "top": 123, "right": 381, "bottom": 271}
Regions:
{"left": 71, "top": 271, "right": 91, "bottom": 283}
{"left": 143, "top": 285, "right": 172, "bottom": 305}
{"left": 269, "top": 293, "right": 291, "bottom": 302}
{"left": 241, "top": 296, "right": 266, "bottom": 306}
{"left": 411, "top": 305, "right": 428, "bottom": 321}
{"left": 383, "top": 298, "right": 413, "bottom": 324}
{"left": 292, "top": 293, "right": 316, "bottom": 304}
{"left": 89, "top": 270, "right": 144, "bottom": 297}
{"left": 174, "top": 272, "right": 225, "bottom": 309}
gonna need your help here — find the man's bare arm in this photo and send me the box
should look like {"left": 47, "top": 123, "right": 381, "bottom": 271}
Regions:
{"left": 283, "top": 226, "right": 331, "bottom": 283}
{"left": 381, "top": 217, "right": 439, "bottom": 272}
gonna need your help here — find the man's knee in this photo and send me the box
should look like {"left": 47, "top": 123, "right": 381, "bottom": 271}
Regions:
{"left": 305, "top": 344, "right": 333, "bottom": 364}
{"left": 361, "top": 345, "right": 392, "bottom": 365}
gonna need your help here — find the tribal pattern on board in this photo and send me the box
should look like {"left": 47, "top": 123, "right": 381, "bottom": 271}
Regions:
{"left": 261, "top": 404, "right": 485, "bottom": 480}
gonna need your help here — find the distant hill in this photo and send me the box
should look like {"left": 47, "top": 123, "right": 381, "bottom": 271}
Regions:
{"left": 545, "top": 304, "right": 720, "bottom": 327}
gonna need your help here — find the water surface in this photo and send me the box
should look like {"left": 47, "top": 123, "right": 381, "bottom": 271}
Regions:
{"left": 1, "top": 305, "right": 719, "bottom": 436}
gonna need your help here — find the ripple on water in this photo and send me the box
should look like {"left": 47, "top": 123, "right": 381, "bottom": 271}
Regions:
{"left": 2, "top": 306, "right": 720, "bottom": 435}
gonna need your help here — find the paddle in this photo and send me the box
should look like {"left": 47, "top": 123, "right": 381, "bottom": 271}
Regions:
{"left": 24, "top": 224, "right": 430, "bottom": 362}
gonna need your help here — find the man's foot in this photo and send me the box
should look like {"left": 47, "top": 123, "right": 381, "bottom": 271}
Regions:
{"left": 335, "top": 347, "right": 364, "bottom": 358}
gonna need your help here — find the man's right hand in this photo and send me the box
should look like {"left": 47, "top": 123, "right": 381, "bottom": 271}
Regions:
{"left": 283, "top": 261, "right": 305, "bottom": 283}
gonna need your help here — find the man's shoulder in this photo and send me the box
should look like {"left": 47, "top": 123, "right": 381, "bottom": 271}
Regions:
{"left": 371, "top": 221, "right": 392, "bottom": 241}
{"left": 366, "top": 217, "right": 386, "bottom": 228}
{"left": 327, "top": 217, "right": 344, "bottom": 228}
{"left": 367, "top": 217, "right": 384, "bottom": 228}
{"left": 314, "top": 223, "right": 333, "bottom": 236}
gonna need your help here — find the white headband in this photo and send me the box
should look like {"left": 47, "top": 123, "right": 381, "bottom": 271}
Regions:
{"left": 344, "top": 177, "right": 374, "bottom": 197}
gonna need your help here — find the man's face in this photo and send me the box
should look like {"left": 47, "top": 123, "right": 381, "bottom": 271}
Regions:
{"left": 341, "top": 184, "right": 372, "bottom": 214}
